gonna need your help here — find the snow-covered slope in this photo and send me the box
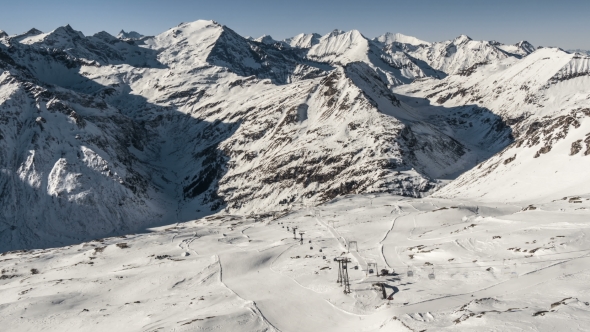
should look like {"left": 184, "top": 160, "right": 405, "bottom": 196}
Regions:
{"left": 395, "top": 48, "right": 590, "bottom": 202}
{"left": 374, "top": 32, "right": 430, "bottom": 46}
{"left": 3, "top": 193, "right": 590, "bottom": 331}
{"left": 0, "top": 61, "right": 170, "bottom": 251}
{"left": 285, "top": 32, "right": 322, "bottom": 49}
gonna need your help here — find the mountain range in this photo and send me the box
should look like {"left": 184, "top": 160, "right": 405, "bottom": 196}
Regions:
{"left": 1, "top": 20, "right": 588, "bottom": 252}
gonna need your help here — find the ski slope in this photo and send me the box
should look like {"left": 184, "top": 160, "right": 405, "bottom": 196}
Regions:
{"left": 2, "top": 193, "right": 589, "bottom": 331}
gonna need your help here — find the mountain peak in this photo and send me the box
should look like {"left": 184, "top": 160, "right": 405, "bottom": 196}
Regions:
{"left": 26, "top": 28, "right": 43, "bottom": 35}
{"left": 327, "top": 29, "right": 345, "bottom": 38}
{"left": 515, "top": 40, "right": 535, "bottom": 53}
{"left": 454, "top": 34, "right": 472, "bottom": 43}
{"left": 55, "top": 24, "right": 85, "bottom": 38}
{"left": 284, "top": 32, "right": 321, "bottom": 48}
{"left": 0, "top": 30, "right": 7, "bottom": 38}
{"left": 117, "top": 30, "right": 144, "bottom": 40}
{"left": 374, "top": 32, "right": 430, "bottom": 46}
{"left": 254, "top": 34, "right": 277, "bottom": 45}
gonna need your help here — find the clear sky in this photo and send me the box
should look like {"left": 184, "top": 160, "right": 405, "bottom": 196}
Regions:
{"left": 1, "top": 0, "right": 588, "bottom": 49}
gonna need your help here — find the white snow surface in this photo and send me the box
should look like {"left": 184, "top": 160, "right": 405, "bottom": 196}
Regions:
{"left": 2, "top": 193, "right": 590, "bottom": 331}
{"left": 284, "top": 32, "right": 322, "bottom": 49}
{"left": 374, "top": 32, "right": 430, "bottom": 46}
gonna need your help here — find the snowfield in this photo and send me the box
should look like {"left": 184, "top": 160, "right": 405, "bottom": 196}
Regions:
{"left": 2, "top": 194, "right": 590, "bottom": 331}
{"left": 1, "top": 18, "right": 590, "bottom": 331}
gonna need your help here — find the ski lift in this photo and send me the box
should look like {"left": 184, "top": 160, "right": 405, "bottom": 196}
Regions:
{"left": 428, "top": 269, "right": 435, "bottom": 280}
{"left": 367, "top": 262, "right": 378, "bottom": 276}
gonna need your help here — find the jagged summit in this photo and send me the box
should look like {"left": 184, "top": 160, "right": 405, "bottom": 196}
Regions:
{"left": 9, "top": 27, "right": 43, "bottom": 42}
{"left": 453, "top": 34, "right": 472, "bottom": 43}
{"left": 253, "top": 34, "right": 290, "bottom": 48}
{"left": 254, "top": 34, "right": 277, "bottom": 44}
{"left": 17, "top": 24, "right": 85, "bottom": 46}
{"left": 117, "top": 29, "right": 144, "bottom": 39}
{"left": 325, "top": 29, "right": 345, "bottom": 38}
{"left": 496, "top": 40, "right": 536, "bottom": 56}
{"left": 0, "top": 30, "right": 7, "bottom": 38}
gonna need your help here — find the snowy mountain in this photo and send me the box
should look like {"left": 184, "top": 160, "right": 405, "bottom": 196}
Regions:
{"left": 395, "top": 47, "right": 590, "bottom": 202}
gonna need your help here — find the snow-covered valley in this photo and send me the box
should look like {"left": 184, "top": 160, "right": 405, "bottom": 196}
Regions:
{"left": 1, "top": 18, "right": 590, "bottom": 331}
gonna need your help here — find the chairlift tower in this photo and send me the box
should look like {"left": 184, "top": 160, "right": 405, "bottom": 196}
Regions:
{"left": 292, "top": 226, "right": 298, "bottom": 240}
{"left": 299, "top": 231, "right": 305, "bottom": 244}
{"left": 367, "top": 262, "right": 378, "bottom": 276}
{"left": 341, "top": 258, "right": 352, "bottom": 294}
{"left": 335, "top": 257, "right": 345, "bottom": 284}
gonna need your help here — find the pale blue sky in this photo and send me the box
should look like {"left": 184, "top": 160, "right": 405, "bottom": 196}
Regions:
{"left": 1, "top": 0, "right": 588, "bottom": 49}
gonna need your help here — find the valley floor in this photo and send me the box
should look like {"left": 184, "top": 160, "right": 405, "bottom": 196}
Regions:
{"left": 2, "top": 194, "right": 590, "bottom": 331}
